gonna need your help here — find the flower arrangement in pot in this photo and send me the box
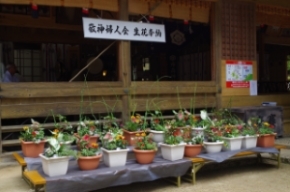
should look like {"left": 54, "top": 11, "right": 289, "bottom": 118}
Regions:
{"left": 39, "top": 137, "right": 76, "bottom": 177}
{"left": 184, "top": 135, "right": 204, "bottom": 157}
{"left": 149, "top": 110, "right": 167, "bottom": 143}
{"left": 160, "top": 121, "right": 186, "bottom": 161}
{"left": 256, "top": 118, "right": 276, "bottom": 147}
{"left": 123, "top": 113, "right": 146, "bottom": 146}
{"left": 75, "top": 117, "right": 101, "bottom": 148}
{"left": 201, "top": 110, "right": 224, "bottom": 153}
{"left": 77, "top": 134, "right": 102, "bottom": 170}
{"left": 172, "top": 110, "right": 190, "bottom": 138}
{"left": 133, "top": 131, "right": 157, "bottom": 164}
{"left": 241, "top": 117, "right": 259, "bottom": 149}
{"left": 50, "top": 113, "right": 75, "bottom": 146}
{"left": 20, "top": 119, "right": 46, "bottom": 157}
{"left": 101, "top": 128, "right": 128, "bottom": 167}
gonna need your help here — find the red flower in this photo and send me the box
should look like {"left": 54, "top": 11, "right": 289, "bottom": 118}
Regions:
{"left": 269, "top": 125, "right": 275, "bottom": 129}
{"left": 32, "top": 131, "right": 37, "bottom": 137}
{"left": 82, "top": 134, "right": 90, "bottom": 141}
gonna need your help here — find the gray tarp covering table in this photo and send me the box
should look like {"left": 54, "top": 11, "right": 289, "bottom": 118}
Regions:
{"left": 24, "top": 154, "right": 192, "bottom": 192}
{"left": 197, "top": 147, "right": 279, "bottom": 163}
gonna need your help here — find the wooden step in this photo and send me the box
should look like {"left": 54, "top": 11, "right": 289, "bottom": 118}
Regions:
{"left": 13, "top": 152, "right": 27, "bottom": 166}
{"left": 24, "top": 170, "right": 46, "bottom": 186}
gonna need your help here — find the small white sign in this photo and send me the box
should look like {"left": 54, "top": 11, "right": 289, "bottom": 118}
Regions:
{"left": 249, "top": 80, "right": 257, "bottom": 96}
{"left": 83, "top": 18, "right": 166, "bottom": 43}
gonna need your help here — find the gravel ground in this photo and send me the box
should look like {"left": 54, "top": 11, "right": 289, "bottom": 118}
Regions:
{"left": 0, "top": 162, "right": 290, "bottom": 192}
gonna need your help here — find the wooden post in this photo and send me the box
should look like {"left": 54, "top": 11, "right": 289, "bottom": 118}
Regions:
{"left": 212, "top": 0, "right": 222, "bottom": 109}
{"left": 118, "top": 0, "right": 131, "bottom": 123}
{"left": 0, "top": 87, "right": 2, "bottom": 155}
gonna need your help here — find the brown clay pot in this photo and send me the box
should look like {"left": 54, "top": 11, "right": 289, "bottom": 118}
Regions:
{"left": 257, "top": 134, "right": 276, "bottom": 147}
{"left": 123, "top": 129, "right": 143, "bottom": 146}
{"left": 77, "top": 154, "right": 102, "bottom": 170}
{"left": 21, "top": 140, "right": 46, "bottom": 158}
{"left": 133, "top": 149, "right": 156, "bottom": 164}
{"left": 184, "top": 144, "right": 203, "bottom": 157}
{"left": 89, "top": 135, "right": 99, "bottom": 146}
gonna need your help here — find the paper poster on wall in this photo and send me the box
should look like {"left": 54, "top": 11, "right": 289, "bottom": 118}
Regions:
{"left": 226, "top": 60, "right": 253, "bottom": 88}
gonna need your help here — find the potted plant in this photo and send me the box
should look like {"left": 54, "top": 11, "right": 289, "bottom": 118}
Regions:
{"left": 132, "top": 131, "right": 157, "bottom": 164}
{"left": 221, "top": 124, "right": 243, "bottom": 151}
{"left": 75, "top": 117, "right": 101, "bottom": 147}
{"left": 189, "top": 110, "right": 206, "bottom": 141}
{"left": 50, "top": 113, "right": 75, "bottom": 146}
{"left": 160, "top": 123, "right": 186, "bottom": 161}
{"left": 101, "top": 128, "right": 128, "bottom": 167}
{"left": 149, "top": 110, "right": 167, "bottom": 143}
{"left": 172, "top": 110, "right": 190, "bottom": 139}
{"left": 257, "top": 119, "right": 276, "bottom": 147}
{"left": 77, "top": 134, "right": 102, "bottom": 170}
{"left": 123, "top": 113, "right": 145, "bottom": 145}
{"left": 20, "top": 119, "right": 46, "bottom": 158}
{"left": 39, "top": 137, "right": 76, "bottom": 177}
{"left": 241, "top": 117, "right": 259, "bottom": 149}
{"left": 184, "top": 135, "right": 203, "bottom": 157}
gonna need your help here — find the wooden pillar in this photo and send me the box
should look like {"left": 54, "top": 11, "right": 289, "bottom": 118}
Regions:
{"left": 118, "top": 0, "right": 131, "bottom": 122}
{"left": 0, "top": 91, "right": 2, "bottom": 155}
{"left": 212, "top": 0, "right": 222, "bottom": 109}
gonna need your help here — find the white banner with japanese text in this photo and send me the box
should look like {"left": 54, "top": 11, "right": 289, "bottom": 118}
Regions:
{"left": 83, "top": 18, "right": 166, "bottom": 43}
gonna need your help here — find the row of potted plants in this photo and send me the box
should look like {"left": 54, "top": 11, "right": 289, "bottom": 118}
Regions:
{"left": 19, "top": 107, "right": 276, "bottom": 177}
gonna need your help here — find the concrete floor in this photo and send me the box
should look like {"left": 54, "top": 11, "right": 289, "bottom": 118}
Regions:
{"left": 1, "top": 137, "right": 290, "bottom": 192}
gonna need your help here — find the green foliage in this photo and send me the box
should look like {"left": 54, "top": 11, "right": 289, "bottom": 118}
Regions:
{"left": 124, "top": 113, "right": 145, "bottom": 132}
{"left": 149, "top": 110, "right": 166, "bottom": 131}
{"left": 78, "top": 134, "right": 100, "bottom": 157}
{"left": 44, "top": 137, "right": 76, "bottom": 158}
{"left": 164, "top": 126, "right": 183, "bottom": 145}
{"left": 135, "top": 132, "right": 157, "bottom": 150}
{"left": 101, "top": 128, "right": 127, "bottom": 150}
{"left": 20, "top": 119, "right": 45, "bottom": 143}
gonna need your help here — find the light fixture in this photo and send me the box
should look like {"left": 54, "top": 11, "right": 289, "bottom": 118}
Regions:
{"left": 102, "top": 70, "right": 107, "bottom": 76}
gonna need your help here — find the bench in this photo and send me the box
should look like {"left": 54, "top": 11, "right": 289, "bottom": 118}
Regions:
{"left": 182, "top": 144, "right": 287, "bottom": 185}
{"left": 13, "top": 153, "right": 46, "bottom": 192}
{"left": 23, "top": 170, "right": 46, "bottom": 192}
{"left": 13, "top": 152, "right": 185, "bottom": 191}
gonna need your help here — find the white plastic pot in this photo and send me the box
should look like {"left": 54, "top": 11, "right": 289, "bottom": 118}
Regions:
{"left": 101, "top": 148, "right": 129, "bottom": 167}
{"left": 149, "top": 130, "right": 165, "bottom": 143}
{"left": 203, "top": 141, "right": 224, "bottom": 153}
{"left": 242, "top": 135, "right": 258, "bottom": 149}
{"left": 160, "top": 143, "right": 186, "bottom": 161}
{"left": 39, "top": 154, "right": 70, "bottom": 177}
{"left": 222, "top": 136, "right": 243, "bottom": 151}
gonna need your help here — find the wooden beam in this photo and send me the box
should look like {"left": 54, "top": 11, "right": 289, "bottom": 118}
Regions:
{"left": 0, "top": 0, "right": 118, "bottom": 12}
{"left": 256, "top": 12, "right": 290, "bottom": 28}
{"left": 0, "top": 13, "right": 82, "bottom": 31}
{"left": 1, "top": 100, "right": 122, "bottom": 119}
{"left": 128, "top": 0, "right": 211, "bottom": 23}
{"left": 264, "top": 35, "right": 290, "bottom": 46}
{"left": 0, "top": 26, "right": 105, "bottom": 44}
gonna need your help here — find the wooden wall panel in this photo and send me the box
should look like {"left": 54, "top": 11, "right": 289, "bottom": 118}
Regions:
{"left": 221, "top": 0, "right": 256, "bottom": 60}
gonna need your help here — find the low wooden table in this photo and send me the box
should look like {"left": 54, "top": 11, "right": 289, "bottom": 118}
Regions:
{"left": 13, "top": 153, "right": 191, "bottom": 192}
{"left": 182, "top": 144, "right": 287, "bottom": 185}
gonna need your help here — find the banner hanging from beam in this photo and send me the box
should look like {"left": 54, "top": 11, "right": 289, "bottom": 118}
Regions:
{"left": 83, "top": 18, "right": 166, "bottom": 43}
